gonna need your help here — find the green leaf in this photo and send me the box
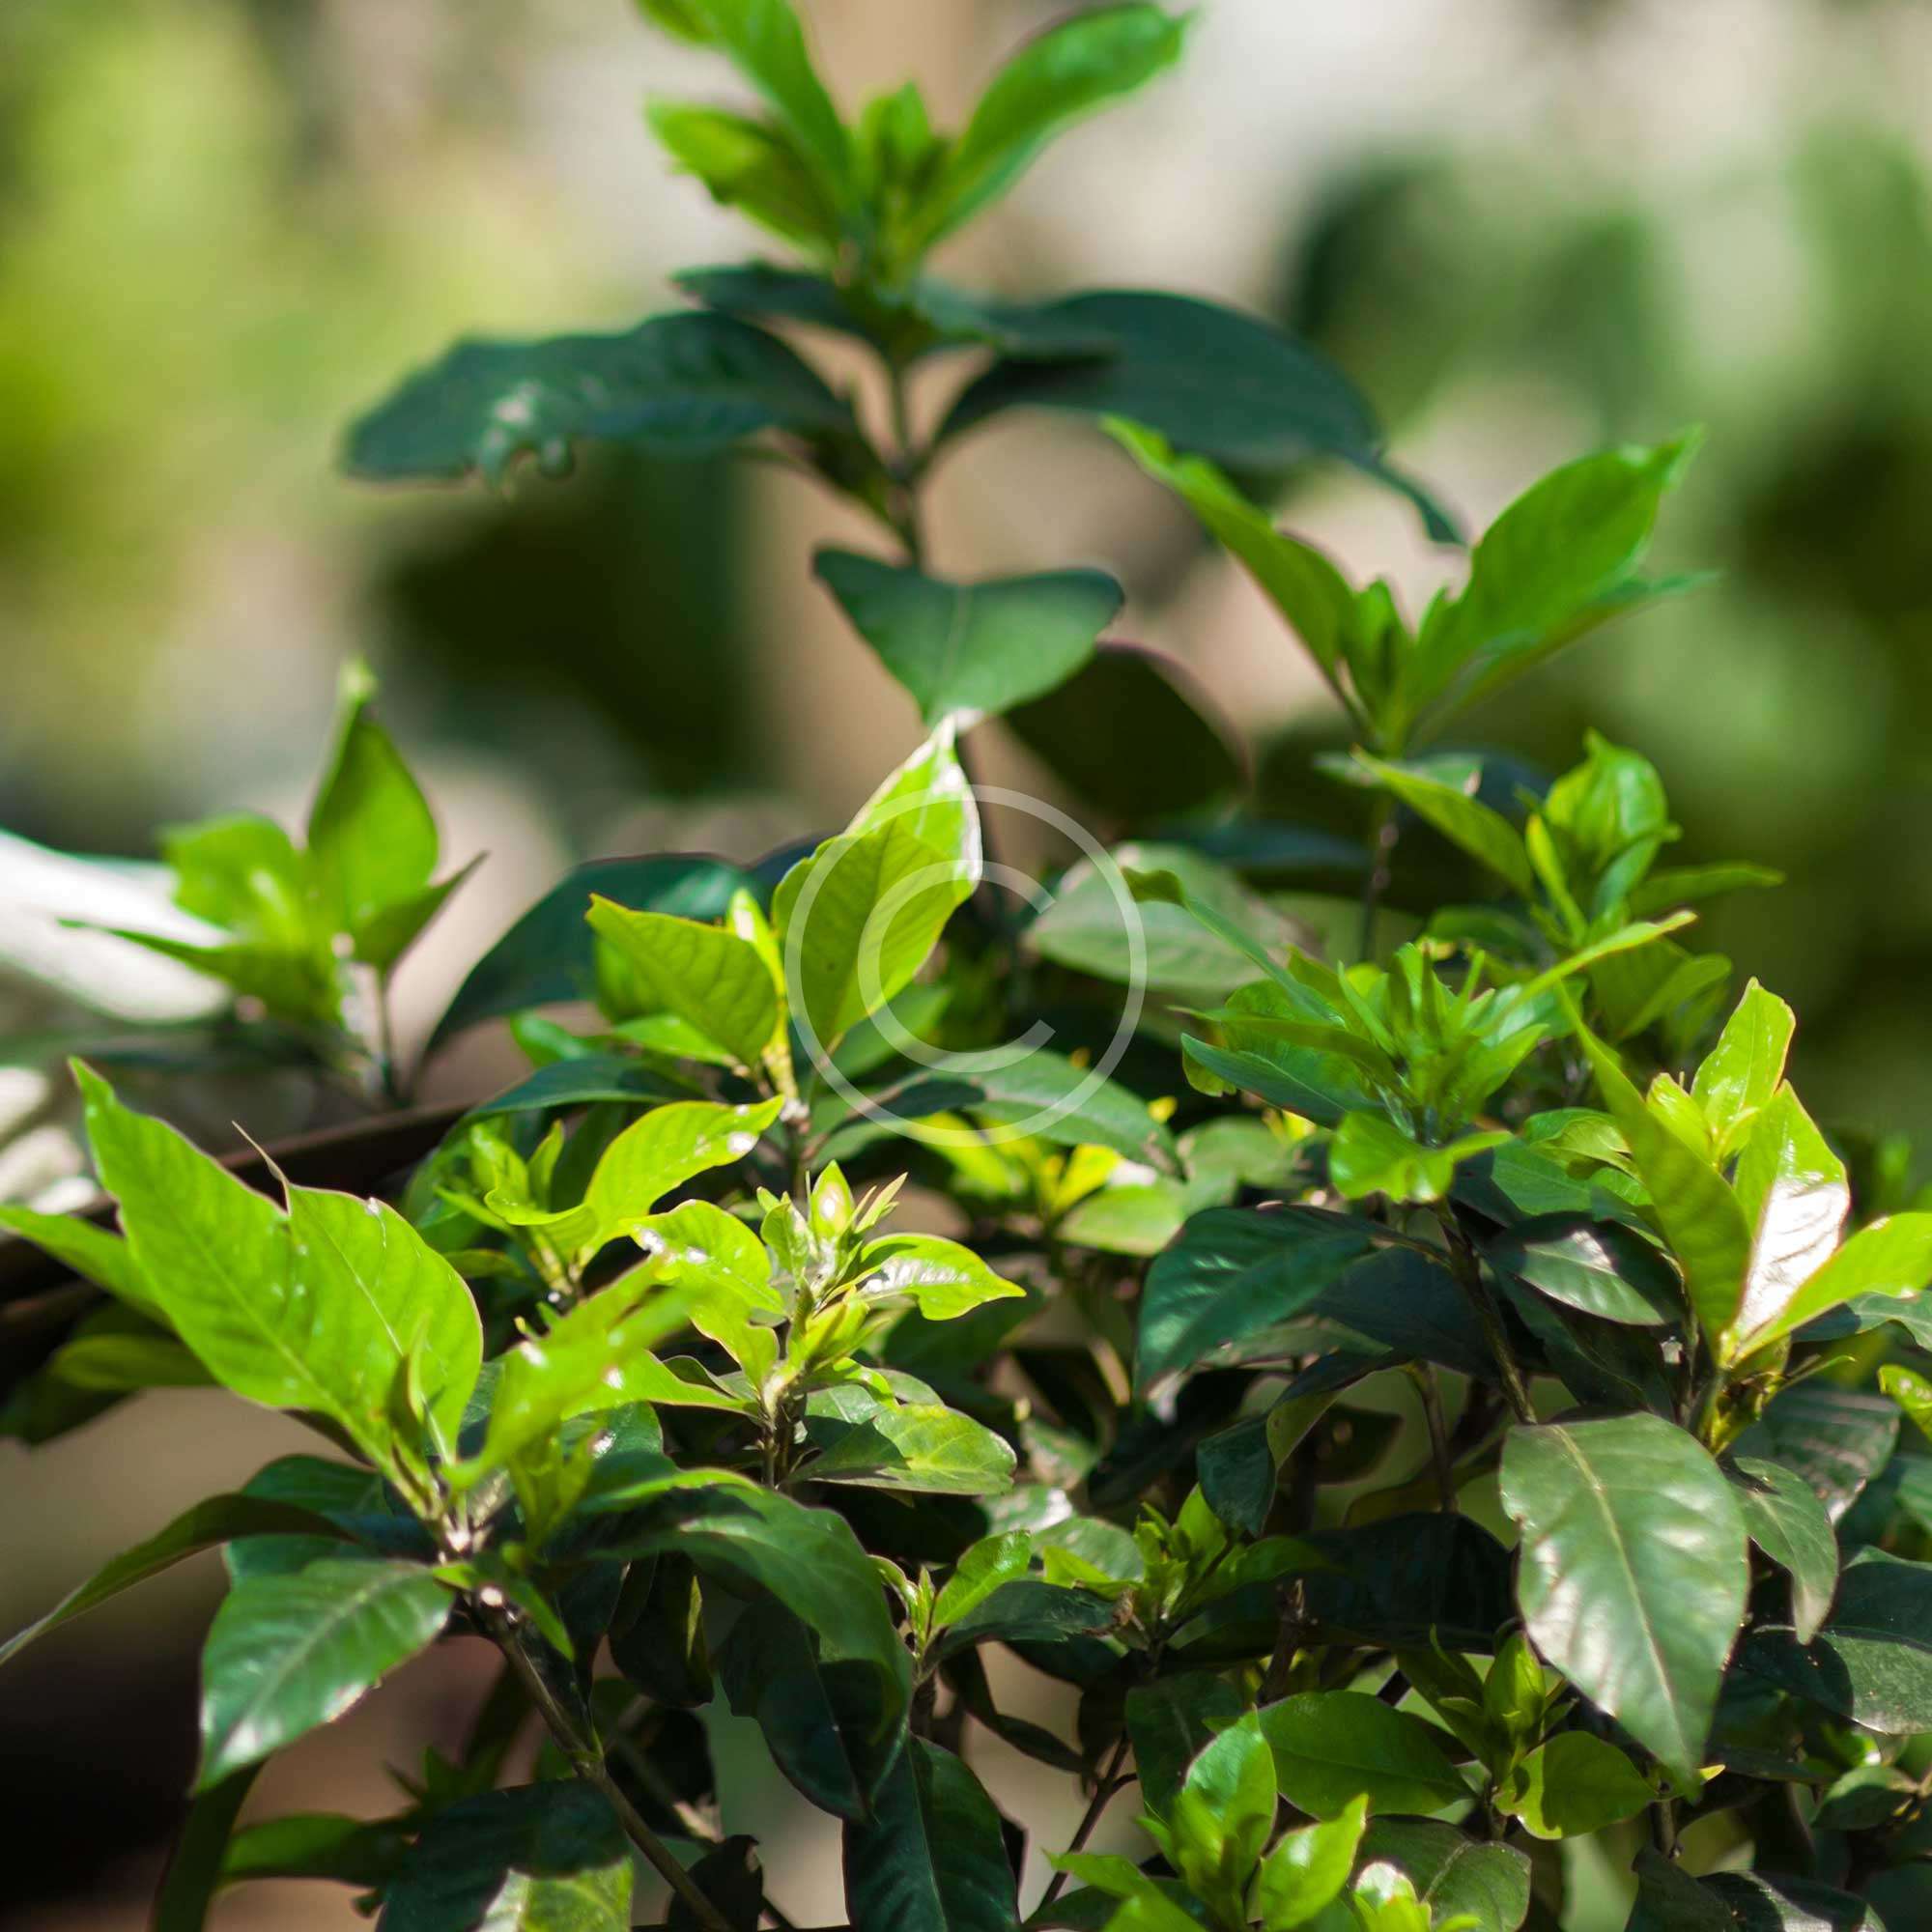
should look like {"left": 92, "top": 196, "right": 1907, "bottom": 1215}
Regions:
{"left": 636, "top": 0, "right": 852, "bottom": 213}
{"left": 911, "top": 6, "right": 1189, "bottom": 250}
{"left": 1123, "top": 1673, "right": 1247, "bottom": 1817}
{"left": 584, "top": 898, "right": 780, "bottom": 1069}
{"left": 1740, "top": 1382, "right": 1899, "bottom": 1521}
{"left": 76, "top": 1065, "right": 451, "bottom": 1477}
{"left": 1749, "top": 1211, "right": 1932, "bottom": 1354}
{"left": 578, "top": 1094, "right": 782, "bottom": 1243}
{"left": 376, "top": 1781, "right": 631, "bottom": 1932}
{"left": 805, "top": 1402, "right": 1017, "bottom": 1494}
{"left": 1574, "top": 1019, "right": 1751, "bottom": 1354}
{"left": 1031, "top": 841, "right": 1305, "bottom": 1002}
{"left": 431, "top": 856, "right": 751, "bottom": 1048}
{"left": 1353, "top": 1821, "right": 1529, "bottom": 1932}
{"left": 1690, "top": 979, "right": 1794, "bottom": 1162}
{"left": 0, "top": 1491, "right": 348, "bottom": 1669}
{"left": 1350, "top": 753, "right": 1534, "bottom": 898}
{"left": 1729, "top": 1456, "right": 1838, "bottom": 1644}
{"left": 197, "top": 1553, "right": 450, "bottom": 1788}
{"left": 648, "top": 104, "right": 840, "bottom": 253}
{"left": 307, "top": 664, "right": 440, "bottom": 966}
{"left": 931, "top": 1533, "right": 1034, "bottom": 1631}
{"left": 1327, "top": 1113, "right": 1508, "bottom": 1206}
{"left": 1497, "top": 1731, "right": 1653, "bottom": 1839}
{"left": 0, "top": 1203, "right": 161, "bottom": 1321}
{"left": 1406, "top": 435, "right": 1701, "bottom": 724}
{"left": 814, "top": 550, "right": 1122, "bottom": 724}
{"left": 860, "top": 1234, "right": 1026, "bottom": 1321}
{"left": 1498, "top": 1412, "right": 1747, "bottom": 1782}
{"left": 1728, "top": 1084, "right": 1850, "bottom": 1355}
{"left": 941, "top": 293, "right": 1453, "bottom": 539}
{"left": 344, "top": 314, "right": 852, "bottom": 486}
{"left": 1136, "top": 1208, "right": 1377, "bottom": 1394}
{"left": 842, "top": 1737, "right": 1020, "bottom": 1932}
{"left": 1485, "top": 1213, "right": 1681, "bottom": 1327}
{"left": 1107, "top": 420, "right": 1364, "bottom": 695}
{"left": 1250, "top": 1796, "right": 1365, "bottom": 1929}
{"left": 928, "top": 1578, "right": 1119, "bottom": 1662}
{"left": 221, "top": 1810, "right": 412, "bottom": 1889}
{"left": 1166, "top": 1716, "right": 1276, "bottom": 1923}
{"left": 717, "top": 1596, "right": 903, "bottom": 1820}
{"left": 285, "top": 1184, "right": 482, "bottom": 1461}
{"left": 1257, "top": 1690, "right": 1467, "bottom": 1818}
{"left": 1740, "top": 1548, "right": 1932, "bottom": 1734}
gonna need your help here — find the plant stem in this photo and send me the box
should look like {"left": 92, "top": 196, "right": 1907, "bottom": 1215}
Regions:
{"left": 1413, "top": 1364, "right": 1458, "bottom": 1513}
{"left": 1357, "top": 793, "right": 1400, "bottom": 962}
{"left": 486, "top": 1611, "right": 733, "bottom": 1932}
{"left": 1435, "top": 1207, "right": 1536, "bottom": 1426}
{"left": 885, "top": 357, "right": 927, "bottom": 569}
{"left": 374, "top": 973, "right": 407, "bottom": 1108}
{"left": 1036, "top": 1733, "right": 1132, "bottom": 1911}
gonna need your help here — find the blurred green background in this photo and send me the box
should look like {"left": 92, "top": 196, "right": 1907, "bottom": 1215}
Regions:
{"left": 4, "top": 0, "right": 1931, "bottom": 1924}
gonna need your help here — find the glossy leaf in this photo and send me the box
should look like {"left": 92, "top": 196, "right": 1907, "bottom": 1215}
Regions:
{"left": 861, "top": 1235, "right": 1026, "bottom": 1321}
{"left": 805, "top": 1403, "right": 1017, "bottom": 1494}
{"left": 842, "top": 1737, "right": 1019, "bottom": 1932}
{"left": 941, "top": 293, "right": 1452, "bottom": 537}
{"left": 1728, "top": 1084, "right": 1850, "bottom": 1353}
{"left": 1499, "top": 1412, "right": 1747, "bottom": 1782}
{"left": 1250, "top": 1797, "right": 1366, "bottom": 1929}
{"left": 1497, "top": 1731, "right": 1653, "bottom": 1839}
{"left": 1350, "top": 753, "right": 1534, "bottom": 897}
{"left": 1691, "top": 980, "right": 1795, "bottom": 1162}
{"left": 585, "top": 898, "right": 780, "bottom": 1069}
{"left": 1353, "top": 1821, "right": 1530, "bottom": 1932}
{"left": 815, "top": 550, "right": 1122, "bottom": 725}
{"left": 1257, "top": 1690, "right": 1467, "bottom": 1818}
{"left": 1750, "top": 1210, "right": 1932, "bottom": 1353}
{"left": 197, "top": 1553, "right": 450, "bottom": 1787}
{"left": 1486, "top": 1212, "right": 1680, "bottom": 1327}
{"left": 1327, "top": 1113, "right": 1508, "bottom": 1206}
{"left": 1729, "top": 1455, "right": 1838, "bottom": 1643}
{"left": 344, "top": 314, "right": 852, "bottom": 485}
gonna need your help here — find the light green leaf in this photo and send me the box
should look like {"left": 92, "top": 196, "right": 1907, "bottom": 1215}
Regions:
{"left": 1751, "top": 1211, "right": 1932, "bottom": 1354}
{"left": 307, "top": 664, "right": 440, "bottom": 965}
{"left": 1350, "top": 753, "right": 1534, "bottom": 898}
{"left": 911, "top": 6, "right": 1189, "bottom": 250}
{"left": 1257, "top": 1690, "right": 1468, "bottom": 1818}
{"left": 931, "top": 1532, "right": 1034, "bottom": 1630}
{"left": 1107, "top": 420, "right": 1361, "bottom": 692}
{"left": 1690, "top": 979, "right": 1794, "bottom": 1161}
{"left": 860, "top": 1234, "right": 1025, "bottom": 1321}
{"left": 1728, "top": 1084, "right": 1850, "bottom": 1355}
{"left": 0, "top": 1203, "right": 161, "bottom": 1322}
{"left": 842, "top": 1738, "right": 1019, "bottom": 1932}
{"left": 815, "top": 550, "right": 1122, "bottom": 725}
{"left": 1353, "top": 1821, "right": 1530, "bottom": 1932}
{"left": 806, "top": 1403, "right": 1016, "bottom": 1495}
{"left": 286, "top": 1184, "right": 482, "bottom": 1461}
{"left": 1328, "top": 1113, "right": 1508, "bottom": 1206}
{"left": 1251, "top": 1795, "right": 1366, "bottom": 1928}
{"left": 197, "top": 1553, "right": 450, "bottom": 1788}
{"left": 1406, "top": 435, "right": 1701, "bottom": 724}
{"left": 582, "top": 1095, "right": 782, "bottom": 1241}
{"left": 648, "top": 102, "right": 839, "bottom": 252}
{"left": 1497, "top": 1731, "right": 1654, "bottom": 1839}
{"left": 1168, "top": 1716, "right": 1276, "bottom": 1923}
{"left": 1574, "top": 1019, "right": 1751, "bottom": 1353}
{"left": 638, "top": 0, "right": 852, "bottom": 211}
{"left": 344, "top": 314, "right": 854, "bottom": 486}
{"left": 585, "top": 897, "right": 780, "bottom": 1069}
{"left": 1499, "top": 1412, "right": 1747, "bottom": 1783}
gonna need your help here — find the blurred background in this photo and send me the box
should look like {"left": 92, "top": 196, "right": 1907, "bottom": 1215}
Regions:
{"left": 4, "top": 0, "right": 1931, "bottom": 1924}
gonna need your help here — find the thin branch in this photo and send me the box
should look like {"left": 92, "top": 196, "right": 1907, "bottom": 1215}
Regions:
{"left": 1435, "top": 1207, "right": 1536, "bottom": 1425}
{"left": 1357, "top": 793, "right": 1401, "bottom": 962}
{"left": 1036, "top": 1733, "right": 1133, "bottom": 1911}
{"left": 1412, "top": 1363, "right": 1459, "bottom": 1514}
{"left": 486, "top": 1611, "right": 733, "bottom": 1932}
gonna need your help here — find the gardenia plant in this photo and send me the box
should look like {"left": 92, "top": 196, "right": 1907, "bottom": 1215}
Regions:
{"left": 3, "top": 6, "right": 1930, "bottom": 1932}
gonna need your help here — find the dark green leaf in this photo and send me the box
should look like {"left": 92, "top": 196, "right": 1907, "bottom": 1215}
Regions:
{"left": 843, "top": 1737, "right": 1020, "bottom": 1932}
{"left": 1728, "top": 1456, "right": 1837, "bottom": 1643}
{"left": 153, "top": 1768, "right": 262, "bottom": 1932}
{"left": 816, "top": 550, "right": 1122, "bottom": 725}
{"left": 345, "top": 314, "right": 852, "bottom": 485}
{"left": 377, "top": 1781, "right": 631, "bottom": 1932}
{"left": 1739, "top": 1383, "right": 1900, "bottom": 1521}
{"left": 1486, "top": 1213, "right": 1680, "bottom": 1327}
{"left": 1498, "top": 1412, "right": 1747, "bottom": 1782}
{"left": 941, "top": 293, "right": 1451, "bottom": 537}
{"left": 1125, "top": 1673, "right": 1245, "bottom": 1816}
{"left": 198, "top": 1553, "right": 450, "bottom": 1787}
{"left": 1354, "top": 1820, "right": 1530, "bottom": 1932}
